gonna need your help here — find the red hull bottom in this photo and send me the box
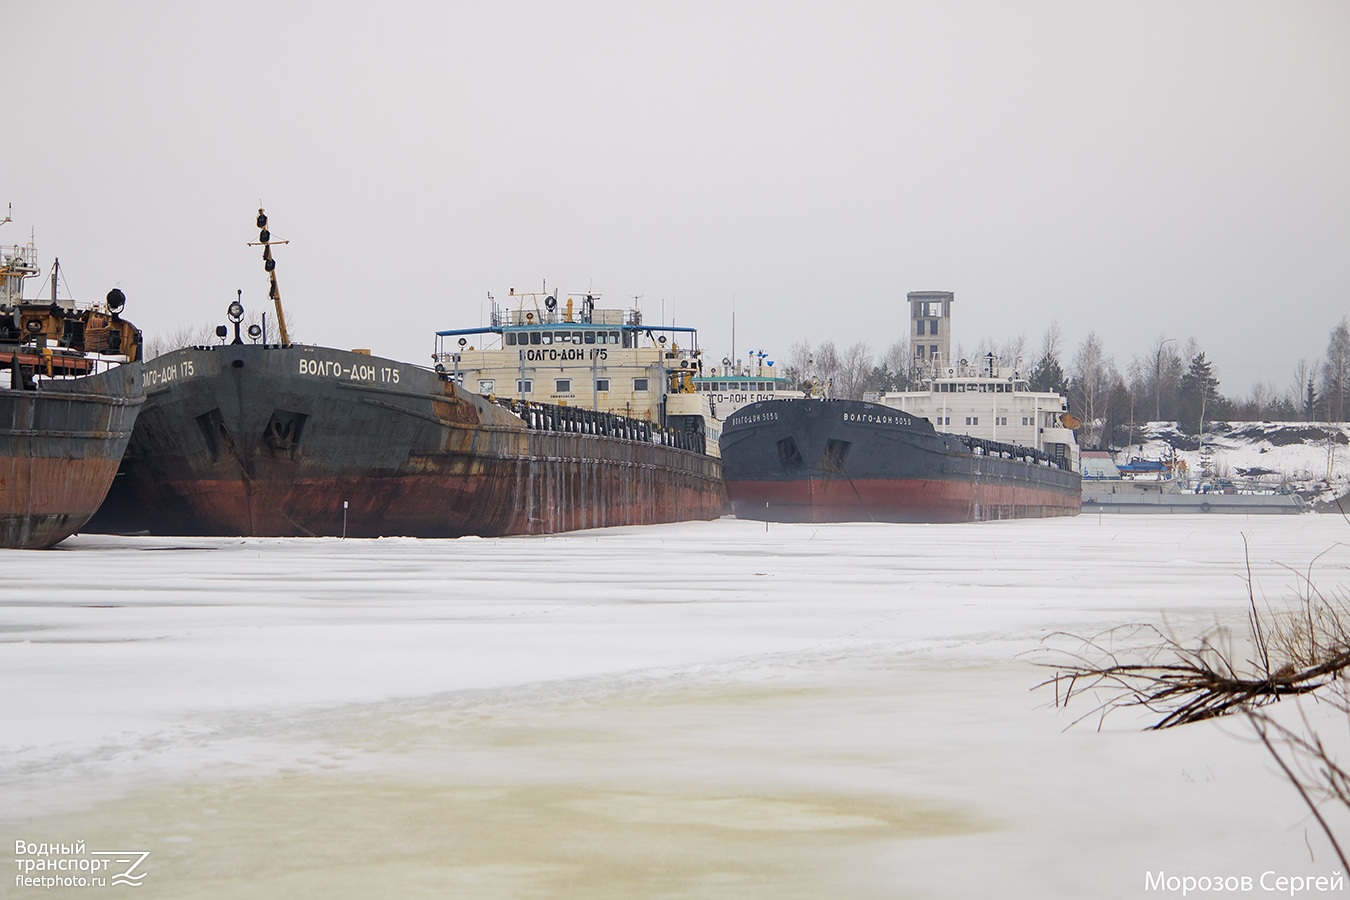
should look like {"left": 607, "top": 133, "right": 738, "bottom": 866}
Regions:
{"left": 89, "top": 344, "right": 725, "bottom": 539}
{"left": 123, "top": 457, "right": 725, "bottom": 538}
{"left": 727, "top": 476, "right": 1081, "bottom": 523}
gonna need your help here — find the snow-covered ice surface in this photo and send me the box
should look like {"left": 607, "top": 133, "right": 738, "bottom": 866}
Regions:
{"left": 3, "top": 515, "right": 1350, "bottom": 898}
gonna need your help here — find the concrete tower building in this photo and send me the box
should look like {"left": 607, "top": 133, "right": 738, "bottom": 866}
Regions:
{"left": 908, "top": 290, "right": 953, "bottom": 371}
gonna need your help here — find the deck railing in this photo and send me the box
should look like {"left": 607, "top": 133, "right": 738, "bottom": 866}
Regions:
{"left": 496, "top": 397, "right": 707, "bottom": 455}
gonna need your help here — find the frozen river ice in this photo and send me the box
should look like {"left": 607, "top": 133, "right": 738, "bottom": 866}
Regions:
{"left": 3, "top": 515, "right": 1350, "bottom": 898}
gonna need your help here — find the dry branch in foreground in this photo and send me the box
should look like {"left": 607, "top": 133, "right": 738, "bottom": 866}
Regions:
{"left": 1036, "top": 537, "right": 1350, "bottom": 867}
{"left": 1038, "top": 623, "right": 1348, "bottom": 731}
{"left": 1036, "top": 538, "right": 1350, "bottom": 731}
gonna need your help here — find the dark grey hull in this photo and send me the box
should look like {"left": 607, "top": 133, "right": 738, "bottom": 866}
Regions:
{"left": 89, "top": 343, "right": 724, "bottom": 537}
{"left": 720, "top": 398, "right": 1080, "bottom": 523}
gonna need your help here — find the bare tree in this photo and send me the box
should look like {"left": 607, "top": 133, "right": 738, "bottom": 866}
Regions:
{"left": 973, "top": 336, "right": 997, "bottom": 364}
{"left": 143, "top": 324, "right": 217, "bottom": 359}
{"left": 1002, "top": 333, "right": 1029, "bottom": 370}
{"left": 1028, "top": 322, "right": 1070, "bottom": 395}
{"left": 779, "top": 340, "right": 843, "bottom": 394}
{"left": 814, "top": 340, "right": 841, "bottom": 390}
{"left": 1247, "top": 381, "right": 1272, "bottom": 421}
{"left": 1323, "top": 318, "right": 1350, "bottom": 423}
{"left": 971, "top": 333, "right": 1027, "bottom": 370}
{"left": 834, "top": 341, "right": 875, "bottom": 399}
{"left": 779, "top": 339, "right": 814, "bottom": 385}
{"left": 1293, "top": 359, "right": 1322, "bottom": 422}
{"left": 1040, "top": 321, "right": 1063, "bottom": 362}
{"left": 1139, "top": 335, "right": 1184, "bottom": 422}
{"left": 881, "top": 339, "right": 909, "bottom": 377}
{"left": 1069, "top": 332, "right": 1120, "bottom": 448}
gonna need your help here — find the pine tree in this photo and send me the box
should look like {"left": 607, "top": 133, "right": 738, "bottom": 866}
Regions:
{"left": 1179, "top": 352, "right": 1220, "bottom": 434}
{"left": 1029, "top": 352, "right": 1068, "bottom": 395}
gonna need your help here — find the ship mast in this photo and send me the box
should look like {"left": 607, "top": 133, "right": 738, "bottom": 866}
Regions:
{"left": 251, "top": 208, "right": 290, "bottom": 346}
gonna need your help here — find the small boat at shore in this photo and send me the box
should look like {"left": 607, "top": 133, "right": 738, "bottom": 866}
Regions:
{"left": 1080, "top": 451, "right": 1305, "bottom": 514}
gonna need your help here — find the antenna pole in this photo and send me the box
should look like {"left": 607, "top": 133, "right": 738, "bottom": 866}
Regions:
{"left": 252, "top": 208, "right": 290, "bottom": 347}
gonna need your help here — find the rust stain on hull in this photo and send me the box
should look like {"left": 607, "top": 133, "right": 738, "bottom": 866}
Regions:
{"left": 91, "top": 345, "right": 725, "bottom": 538}
{"left": 1, "top": 365, "right": 144, "bottom": 549}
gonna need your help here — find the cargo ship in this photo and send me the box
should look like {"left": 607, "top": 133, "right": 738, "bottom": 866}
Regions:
{"left": 433, "top": 287, "right": 722, "bottom": 455}
{"left": 720, "top": 397, "right": 1080, "bottom": 523}
{"left": 691, "top": 350, "right": 804, "bottom": 421}
{"left": 1, "top": 216, "right": 144, "bottom": 549}
{"left": 90, "top": 211, "right": 724, "bottom": 538}
{"left": 719, "top": 291, "right": 1080, "bottom": 523}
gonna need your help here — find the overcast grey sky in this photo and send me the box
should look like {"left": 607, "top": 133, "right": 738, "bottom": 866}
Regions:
{"left": 6, "top": 1, "right": 1348, "bottom": 395}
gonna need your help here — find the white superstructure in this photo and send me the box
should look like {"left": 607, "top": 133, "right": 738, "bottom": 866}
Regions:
{"left": 433, "top": 289, "right": 721, "bottom": 453}
{"left": 869, "top": 352, "right": 1079, "bottom": 471}
{"left": 691, "top": 351, "right": 807, "bottom": 421}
